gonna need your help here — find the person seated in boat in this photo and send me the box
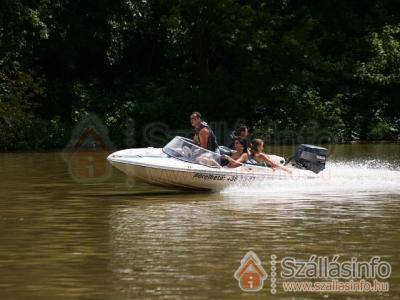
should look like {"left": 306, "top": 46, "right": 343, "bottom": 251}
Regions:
{"left": 249, "top": 139, "right": 292, "bottom": 174}
{"left": 222, "top": 137, "right": 249, "bottom": 168}
{"left": 227, "top": 124, "right": 249, "bottom": 150}
{"left": 190, "top": 112, "right": 218, "bottom": 151}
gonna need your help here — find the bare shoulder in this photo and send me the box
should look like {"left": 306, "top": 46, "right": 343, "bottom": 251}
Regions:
{"left": 199, "top": 127, "right": 210, "bottom": 136}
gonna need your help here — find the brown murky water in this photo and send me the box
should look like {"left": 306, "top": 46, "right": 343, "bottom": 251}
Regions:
{"left": 0, "top": 144, "right": 399, "bottom": 299}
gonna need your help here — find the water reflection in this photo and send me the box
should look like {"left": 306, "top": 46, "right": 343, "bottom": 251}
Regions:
{"left": 0, "top": 145, "right": 399, "bottom": 299}
{"left": 108, "top": 192, "right": 400, "bottom": 299}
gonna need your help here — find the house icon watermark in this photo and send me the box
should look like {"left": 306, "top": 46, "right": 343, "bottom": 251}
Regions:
{"left": 234, "top": 251, "right": 268, "bottom": 292}
{"left": 62, "top": 113, "right": 115, "bottom": 183}
{"left": 234, "top": 252, "right": 391, "bottom": 295}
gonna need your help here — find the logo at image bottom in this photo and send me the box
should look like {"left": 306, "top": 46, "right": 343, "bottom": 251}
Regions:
{"left": 234, "top": 251, "right": 267, "bottom": 292}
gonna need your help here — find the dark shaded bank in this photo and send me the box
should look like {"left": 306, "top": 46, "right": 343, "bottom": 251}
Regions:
{"left": 1, "top": 0, "right": 399, "bottom": 150}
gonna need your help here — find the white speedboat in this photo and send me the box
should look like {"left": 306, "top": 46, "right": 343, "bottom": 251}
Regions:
{"left": 107, "top": 136, "right": 327, "bottom": 191}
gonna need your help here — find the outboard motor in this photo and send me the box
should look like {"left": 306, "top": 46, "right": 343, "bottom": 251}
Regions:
{"left": 292, "top": 144, "right": 328, "bottom": 173}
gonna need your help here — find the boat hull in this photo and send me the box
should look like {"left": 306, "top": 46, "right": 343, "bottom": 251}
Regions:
{"left": 108, "top": 148, "right": 317, "bottom": 191}
{"left": 111, "top": 161, "right": 229, "bottom": 190}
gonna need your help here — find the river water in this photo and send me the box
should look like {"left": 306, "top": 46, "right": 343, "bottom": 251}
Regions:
{"left": 0, "top": 144, "right": 399, "bottom": 299}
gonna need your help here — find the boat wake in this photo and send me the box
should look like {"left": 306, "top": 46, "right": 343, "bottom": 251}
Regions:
{"left": 221, "top": 160, "right": 400, "bottom": 199}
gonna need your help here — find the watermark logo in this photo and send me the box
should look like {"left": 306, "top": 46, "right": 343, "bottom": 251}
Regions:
{"left": 234, "top": 253, "right": 391, "bottom": 294}
{"left": 234, "top": 251, "right": 268, "bottom": 292}
{"left": 280, "top": 255, "right": 392, "bottom": 280}
{"left": 63, "top": 113, "right": 115, "bottom": 183}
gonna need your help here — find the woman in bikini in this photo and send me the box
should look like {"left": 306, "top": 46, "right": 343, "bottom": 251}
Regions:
{"left": 223, "top": 137, "right": 249, "bottom": 168}
{"left": 249, "top": 139, "right": 292, "bottom": 174}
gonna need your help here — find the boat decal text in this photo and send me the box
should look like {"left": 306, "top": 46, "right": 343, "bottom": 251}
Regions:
{"left": 193, "top": 173, "right": 256, "bottom": 182}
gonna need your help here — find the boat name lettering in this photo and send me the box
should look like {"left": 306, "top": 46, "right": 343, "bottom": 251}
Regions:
{"left": 193, "top": 173, "right": 226, "bottom": 180}
{"left": 192, "top": 173, "right": 257, "bottom": 182}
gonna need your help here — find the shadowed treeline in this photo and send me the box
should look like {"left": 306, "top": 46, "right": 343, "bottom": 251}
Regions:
{"left": 1, "top": 0, "right": 399, "bottom": 150}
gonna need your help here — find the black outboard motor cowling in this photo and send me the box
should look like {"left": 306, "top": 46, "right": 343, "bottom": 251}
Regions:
{"left": 294, "top": 144, "right": 327, "bottom": 174}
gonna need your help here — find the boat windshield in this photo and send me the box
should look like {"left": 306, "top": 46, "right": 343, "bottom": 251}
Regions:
{"left": 162, "top": 136, "right": 221, "bottom": 168}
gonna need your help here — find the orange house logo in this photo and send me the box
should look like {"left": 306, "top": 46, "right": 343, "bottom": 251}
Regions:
{"left": 234, "top": 251, "right": 267, "bottom": 292}
{"left": 63, "top": 114, "right": 114, "bottom": 182}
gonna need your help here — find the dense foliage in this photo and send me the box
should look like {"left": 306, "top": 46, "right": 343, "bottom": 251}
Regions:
{"left": 1, "top": 0, "right": 400, "bottom": 150}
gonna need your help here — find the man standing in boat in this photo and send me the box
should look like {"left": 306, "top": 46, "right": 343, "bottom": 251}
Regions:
{"left": 190, "top": 112, "right": 218, "bottom": 151}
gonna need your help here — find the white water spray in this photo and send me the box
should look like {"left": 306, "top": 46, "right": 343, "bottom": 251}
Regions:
{"left": 221, "top": 160, "right": 400, "bottom": 199}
